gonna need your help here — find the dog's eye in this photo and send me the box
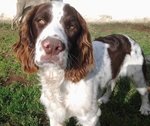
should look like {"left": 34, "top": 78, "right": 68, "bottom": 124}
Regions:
{"left": 37, "top": 18, "right": 46, "bottom": 26}
{"left": 66, "top": 24, "right": 75, "bottom": 30}
{"left": 66, "top": 21, "right": 77, "bottom": 30}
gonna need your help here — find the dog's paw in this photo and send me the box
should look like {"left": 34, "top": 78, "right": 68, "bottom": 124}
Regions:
{"left": 140, "top": 103, "right": 150, "bottom": 115}
{"left": 98, "top": 96, "right": 109, "bottom": 105}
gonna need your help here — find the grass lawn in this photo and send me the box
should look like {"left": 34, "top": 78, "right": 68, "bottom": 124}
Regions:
{"left": 0, "top": 22, "right": 150, "bottom": 126}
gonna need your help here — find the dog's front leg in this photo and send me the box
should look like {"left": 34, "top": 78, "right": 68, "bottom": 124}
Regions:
{"left": 40, "top": 93, "right": 66, "bottom": 126}
{"left": 50, "top": 118, "right": 64, "bottom": 126}
{"left": 46, "top": 108, "right": 66, "bottom": 126}
{"left": 77, "top": 108, "right": 101, "bottom": 126}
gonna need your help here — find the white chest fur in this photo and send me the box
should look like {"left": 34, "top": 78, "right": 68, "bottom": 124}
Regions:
{"left": 39, "top": 68, "right": 99, "bottom": 121}
{"left": 64, "top": 80, "right": 96, "bottom": 116}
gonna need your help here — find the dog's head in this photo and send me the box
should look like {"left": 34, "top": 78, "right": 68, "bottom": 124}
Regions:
{"left": 13, "top": 2, "right": 94, "bottom": 82}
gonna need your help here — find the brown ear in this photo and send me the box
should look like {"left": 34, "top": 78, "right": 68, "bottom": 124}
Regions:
{"left": 65, "top": 9, "right": 94, "bottom": 83}
{"left": 13, "top": 6, "right": 38, "bottom": 73}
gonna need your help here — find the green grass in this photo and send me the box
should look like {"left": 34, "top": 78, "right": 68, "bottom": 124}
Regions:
{"left": 0, "top": 22, "right": 150, "bottom": 126}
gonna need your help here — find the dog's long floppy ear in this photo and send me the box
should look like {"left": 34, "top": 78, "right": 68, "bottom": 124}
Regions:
{"left": 13, "top": 6, "right": 39, "bottom": 73}
{"left": 65, "top": 6, "right": 94, "bottom": 83}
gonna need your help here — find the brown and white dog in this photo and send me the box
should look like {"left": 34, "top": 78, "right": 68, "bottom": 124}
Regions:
{"left": 13, "top": 2, "right": 150, "bottom": 126}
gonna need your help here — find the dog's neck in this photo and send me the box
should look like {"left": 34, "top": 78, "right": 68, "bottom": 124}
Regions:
{"left": 38, "top": 65, "right": 66, "bottom": 105}
{"left": 38, "top": 65, "right": 65, "bottom": 89}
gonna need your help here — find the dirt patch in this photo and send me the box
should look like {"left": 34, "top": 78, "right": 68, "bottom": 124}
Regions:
{"left": 0, "top": 75, "right": 28, "bottom": 86}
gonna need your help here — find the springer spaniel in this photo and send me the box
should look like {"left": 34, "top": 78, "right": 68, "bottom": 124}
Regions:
{"left": 13, "top": 2, "right": 150, "bottom": 126}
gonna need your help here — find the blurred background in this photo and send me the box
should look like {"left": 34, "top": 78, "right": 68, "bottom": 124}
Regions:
{"left": 0, "top": 0, "right": 150, "bottom": 23}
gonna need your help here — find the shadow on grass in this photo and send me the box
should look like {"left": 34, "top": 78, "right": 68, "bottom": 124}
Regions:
{"left": 100, "top": 75, "right": 150, "bottom": 126}
{"left": 146, "top": 63, "right": 150, "bottom": 84}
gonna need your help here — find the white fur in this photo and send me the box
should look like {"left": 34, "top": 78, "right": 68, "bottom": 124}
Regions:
{"left": 34, "top": 3, "right": 150, "bottom": 126}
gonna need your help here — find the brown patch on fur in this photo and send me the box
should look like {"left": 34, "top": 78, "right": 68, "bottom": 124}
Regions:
{"left": 95, "top": 34, "right": 131, "bottom": 79}
{"left": 13, "top": 5, "right": 40, "bottom": 73}
{"left": 13, "top": 3, "right": 52, "bottom": 73}
{"left": 141, "top": 51, "right": 149, "bottom": 83}
{"left": 64, "top": 4, "right": 94, "bottom": 82}
{"left": 147, "top": 86, "right": 150, "bottom": 92}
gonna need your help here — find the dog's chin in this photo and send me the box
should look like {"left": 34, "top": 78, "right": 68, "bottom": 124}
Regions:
{"left": 35, "top": 55, "right": 67, "bottom": 69}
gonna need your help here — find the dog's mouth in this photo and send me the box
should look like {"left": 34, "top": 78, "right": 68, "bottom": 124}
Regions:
{"left": 41, "top": 54, "right": 59, "bottom": 64}
{"left": 35, "top": 53, "right": 67, "bottom": 69}
{"left": 35, "top": 55, "right": 60, "bottom": 65}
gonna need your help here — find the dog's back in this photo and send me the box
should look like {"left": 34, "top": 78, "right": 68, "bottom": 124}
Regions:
{"left": 93, "top": 34, "right": 150, "bottom": 115}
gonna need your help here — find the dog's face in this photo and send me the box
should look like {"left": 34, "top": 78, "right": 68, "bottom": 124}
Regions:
{"left": 13, "top": 2, "right": 93, "bottom": 82}
{"left": 33, "top": 3, "right": 82, "bottom": 68}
